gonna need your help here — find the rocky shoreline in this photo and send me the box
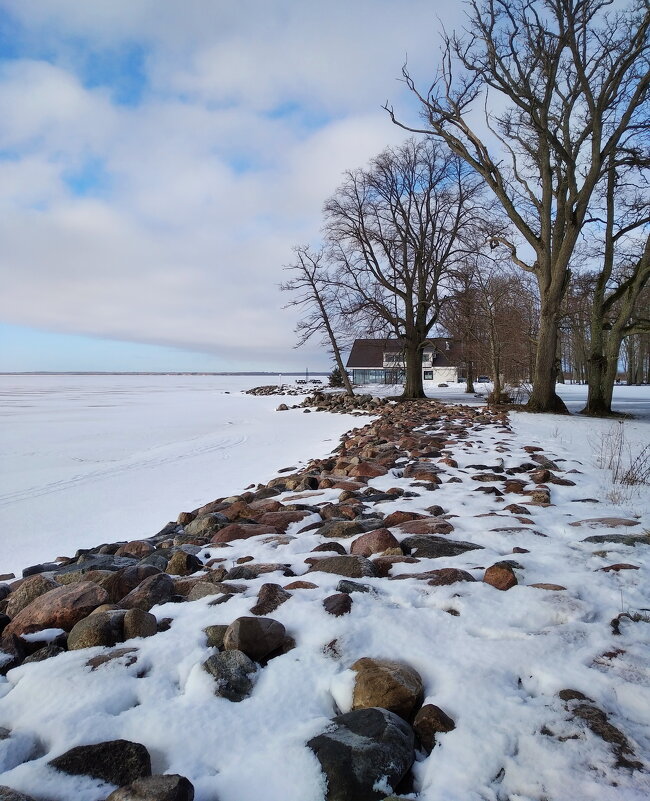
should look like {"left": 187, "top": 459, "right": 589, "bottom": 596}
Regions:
{"left": 0, "top": 391, "right": 647, "bottom": 801}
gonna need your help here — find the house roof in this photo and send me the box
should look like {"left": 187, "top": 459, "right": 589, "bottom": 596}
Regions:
{"left": 346, "top": 338, "right": 461, "bottom": 368}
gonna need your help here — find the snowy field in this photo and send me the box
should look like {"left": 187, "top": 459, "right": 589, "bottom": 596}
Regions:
{"left": 0, "top": 375, "right": 358, "bottom": 578}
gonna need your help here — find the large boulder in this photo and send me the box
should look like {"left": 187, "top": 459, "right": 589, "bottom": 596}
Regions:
{"left": 5, "top": 575, "right": 58, "bottom": 618}
{"left": 106, "top": 774, "right": 194, "bottom": 801}
{"left": 350, "top": 530, "right": 400, "bottom": 557}
{"left": 222, "top": 617, "right": 286, "bottom": 661}
{"left": 49, "top": 740, "right": 151, "bottom": 786}
{"left": 2, "top": 582, "right": 109, "bottom": 641}
{"left": 0, "top": 789, "right": 39, "bottom": 801}
{"left": 396, "top": 517, "right": 453, "bottom": 536}
{"left": 68, "top": 610, "right": 125, "bottom": 650}
{"left": 308, "top": 707, "right": 414, "bottom": 801}
{"left": 351, "top": 658, "right": 424, "bottom": 721}
{"left": 98, "top": 565, "right": 162, "bottom": 604}
{"left": 210, "top": 523, "right": 278, "bottom": 544}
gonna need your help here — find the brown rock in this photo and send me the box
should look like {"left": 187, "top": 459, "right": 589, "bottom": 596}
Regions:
{"left": 599, "top": 563, "right": 639, "bottom": 572}
{"left": 348, "top": 461, "right": 388, "bottom": 478}
{"left": 68, "top": 610, "right": 125, "bottom": 650}
{"left": 210, "top": 523, "right": 278, "bottom": 544}
{"left": 569, "top": 517, "right": 640, "bottom": 528}
{"left": 413, "top": 704, "right": 456, "bottom": 753}
{"left": 483, "top": 563, "right": 518, "bottom": 591}
{"left": 114, "top": 541, "right": 155, "bottom": 558}
{"left": 350, "top": 529, "right": 400, "bottom": 557}
{"left": 371, "top": 556, "right": 420, "bottom": 578}
{"left": 526, "top": 488, "right": 551, "bottom": 506}
{"left": 5, "top": 575, "right": 59, "bottom": 618}
{"left": 98, "top": 565, "right": 162, "bottom": 604}
{"left": 528, "top": 583, "right": 567, "bottom": 591}
{"left": 323, "top": 593, "right": 353, "bottom": 616}
{"left": 283, "top": 580, "right": 318, "bottom": 590}
{"left": 403, "top": 462, "right": 441, "bottom": 481}
{"left": 123, "top": 608, "right": 157, "bottom": 640}
{"left": 382, "top": 511, "right": 425, "bottom": 528}
{"left": 105, "top": 774, "right": 194, "bottom": 801}
{"left": 250, "top": 583, "right": 291, "bottom": 615}
{"left": 397, "top": 517, "right": 454, "bottom": 536}
{"left": 223, "top": 616, "right": 286, "bottom": 661}
{"left": 165, "top": 551, "right": 202, "bottom": 576}
{"left": 426, "top": 568, "right": 476, "bottom": 586}
{"left": 257, "top": 510, "right": 311, "bottom": 531}
{"left": 3, "top": 582, "right": 109, "bottom": 640}
{"left": 351, "top": 657, "right": 424, "bottom": 721}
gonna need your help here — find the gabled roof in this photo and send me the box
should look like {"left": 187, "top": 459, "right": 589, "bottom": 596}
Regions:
{"left": 346, "top": 338, "right": 461, "bottom": 368}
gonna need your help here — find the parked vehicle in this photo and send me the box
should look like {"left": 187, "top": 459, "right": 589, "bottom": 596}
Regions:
{"left": 477, "top": 376, "right": 490, "bottom": 383}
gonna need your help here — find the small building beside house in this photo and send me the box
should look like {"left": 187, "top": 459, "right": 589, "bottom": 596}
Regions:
{"left": 346, "top": 338, "right": 461, "bottom": 386}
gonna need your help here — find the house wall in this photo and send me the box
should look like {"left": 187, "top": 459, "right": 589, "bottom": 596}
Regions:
{"left": 422, "top": 366, "right": 458, "bottom": 384}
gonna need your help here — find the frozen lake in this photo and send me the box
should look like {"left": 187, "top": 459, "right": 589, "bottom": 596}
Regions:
{"left": 0, "top": 374, "right": 357, "bottom": 577}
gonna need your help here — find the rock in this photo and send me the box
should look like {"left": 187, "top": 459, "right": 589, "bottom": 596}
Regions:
{"left": 68, "top": 610, "right": 125, "bottom": 650}
{"left": 351, "top": 658, "right": 424, "bottom": 721}
{"left": 210, "top": 523, "right": 278, "bottom": 544}
{"left": 350, "top": 529, "right": 400, "bottom": 557}
{"left": 317, "top": 521, "right": 365, "bottom": 539}
{"left": 123, "top": 608, "right": 157, "bottom": 640}
{"left": 5, "top": 575, "right": 59, "bottom": 618}
{"left": 425, "top": 568, "right": 476, "bottom": 586}
{"left": 323, "top": 594, "right": 353, "bottom": 616}
{"left": 0, "top": 789, "right": 39, "bottom": 801}
{"left": 336, "top": 580, "right": 372, "bottom": 594}
{"left": 311, "top": 542, "right": 347, "bottom": 555}
{"left": 86, "top": 647, "right": 138, "bottom": 671}
{"left": 396, "top": 517, "right": 454, "bottom": 536}
{"left": 582, "top": 532, "right": 650, "bottom": 546}
{"left": 115, "top": 541, "right": 155, "bottom": 559}
{"left": 165, "top": 551, "right": 202, "bottom": 576}
{"left": 400, "top": 536, "right": 482, "bottom": 559}
{"left": 257, "top": 510, "right": 311, "bottom": 531}
{"left": 526, "top": 487, "right": 551, "bottom": 505}
{"left": 308, "top": 707, "right": 414, "bottom": 801}
{"left": 183, "top": 513, "right": 228, "bottom": 538}
{"left": 382, "top": 511, "right": 425, "bottom": 527}
{"left": 119, "top": 574, "right": 174, "bottom": 611}
{"left": 284, "top": 580, "right": 318, "bottom": 590}
{"left": 202, "top": 650, "right": 256, "bottom": 701}
{"left": 403, "top": 462, "right": 441, "bottom": 481}
{"left": 99, "top": 566, "right": 162, "bottom": 604}
{"left": 570, "top": 517, "right": 640, "bottom": 528}
{"left": 223, "top": 616, "right": 286, "bottom": 661}
{"left": 22, "top": 644, "right": 65, "bottom": 664}
{"left": 49, "top": 740, "right": 151, "bottom": 786}
{"left": 106, "top": 774, "right": 194, "bottom": 801}
{"left": 599, "top": 563, "right": 639, "bottom": 572}
{"left": 204, "top": 624, "right": 229, "bottom": 649}
{"left": 413, "top": 704, "right": 456, "bottom": 753}
{"left": 528, "top": 583, "right": 567, "bottom": 591}
{"left": 308, "top": 555, "right": 378, "bottom": 578}
{"left": 483, "top": 562, "right": 518, "bottom": 590}
{"left": 348, "top": 461, "right": 388, "bottom": 478}
{"left": 250, "top": 584, "right": 291, "bottom": 616}
{"left": 2, "top": 582, "right": 109, "bottom": 641}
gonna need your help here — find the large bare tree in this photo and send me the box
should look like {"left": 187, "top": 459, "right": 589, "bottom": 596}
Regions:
{"left": 323, "top": 138, "right": 488, "bottom": 399}
{"left": 386, "top": 0, "right": 650, "bottom": 412}
{"left": 280, "top": 246, "right": 355, "bottom": 396}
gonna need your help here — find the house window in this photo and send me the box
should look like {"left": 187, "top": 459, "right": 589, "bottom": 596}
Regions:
{"left": 423, "top": 370, "right": 433, "bottom": 380}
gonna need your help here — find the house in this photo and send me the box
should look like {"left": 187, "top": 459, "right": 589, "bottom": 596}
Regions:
{"left": 346, "top": 338, "right": 462, "bottom": 386}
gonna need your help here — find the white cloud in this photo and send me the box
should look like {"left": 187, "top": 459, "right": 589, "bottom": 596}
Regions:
{"left": 0, "top": 0, "right": 464, "bottom": 368}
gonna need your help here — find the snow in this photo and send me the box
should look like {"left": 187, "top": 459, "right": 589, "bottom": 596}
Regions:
{"left": 0, "top": 375, "right": 358, "bottom": 578}
{"left": 0, "top": 377, "right": 648, "bottom": 800}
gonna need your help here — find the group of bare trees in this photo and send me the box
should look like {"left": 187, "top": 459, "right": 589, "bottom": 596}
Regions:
{"left": 283, "top": 0, "right": 649, "bottom": 415}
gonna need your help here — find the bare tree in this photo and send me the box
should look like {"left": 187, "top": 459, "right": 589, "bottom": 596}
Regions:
{"left": 324, "top": 138, "right": 488, "bottom": 399}
{"left": 386, "top": 0, "right": 650, "bottom": 412}
{"left": 581, "top": 154, "right": 650, "bottom": 415}
{"left": 280, "top": 246, "right": 355, "bottom": 396}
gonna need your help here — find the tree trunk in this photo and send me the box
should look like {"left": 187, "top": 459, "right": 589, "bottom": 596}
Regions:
{"left": 581, "top": 353, "right": 611, "bottom": 415}
{"left": 527, "top": 311, "right": 569, "bottom": 413}
{"left": 402, "top": 342, "right": 425, "bottom": 399}
{"left": 465, "top": 358, "right": 475, "bottom": 393}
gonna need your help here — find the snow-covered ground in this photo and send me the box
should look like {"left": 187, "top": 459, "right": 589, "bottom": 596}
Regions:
{"left": 0, "top": 375, "right": 358, "bottom": 578}
{"left": 0, "top": 377, "right": 649, "bottom": 800}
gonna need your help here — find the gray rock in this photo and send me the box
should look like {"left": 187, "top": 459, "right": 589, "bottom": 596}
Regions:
{"left": 22, "top": 644, "right": 65, "bottom": 664}
{"left": 5, "top": 575, "right": 59, "bottom": 618}
{"left": 204, "top": 624, "right": 229, "bottom": 649}
{"left": 308, "top": 707, "right": 415, "bottom": 801}
{"left": 400, "top": 535, "right": 483, "bottom": 559}
{"left": 317, "top": 521, "right": 365, "bottom": 539}
{"left": 120, "top": 574, "right": 174, "bottom": 611}
{"left": 123, "top": 609, "right": 158, "bottom": 640}
{"left": 336, "top": 580, "right": 372, "bottom": 594}
{"left": 106, "top": 774, "right": 194, "bottom": 801}
{"left": 49, "top": 739, "right": 151, "bottom": 785}
{"left": 202, "top": 649, "right": 256, "bottom": 701}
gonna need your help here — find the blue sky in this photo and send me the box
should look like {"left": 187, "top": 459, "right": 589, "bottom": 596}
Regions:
{"left": 0, "top": 0, "right": 458, "bottom": 371}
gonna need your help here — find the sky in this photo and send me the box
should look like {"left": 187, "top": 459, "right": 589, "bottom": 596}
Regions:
{"left": 0, "top": 0, "right": 464, "bottom": 372}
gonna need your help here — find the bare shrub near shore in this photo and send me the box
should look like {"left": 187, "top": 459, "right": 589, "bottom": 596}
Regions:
{"left": 591, "top": 421, "right": 650, "bottom": 504}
